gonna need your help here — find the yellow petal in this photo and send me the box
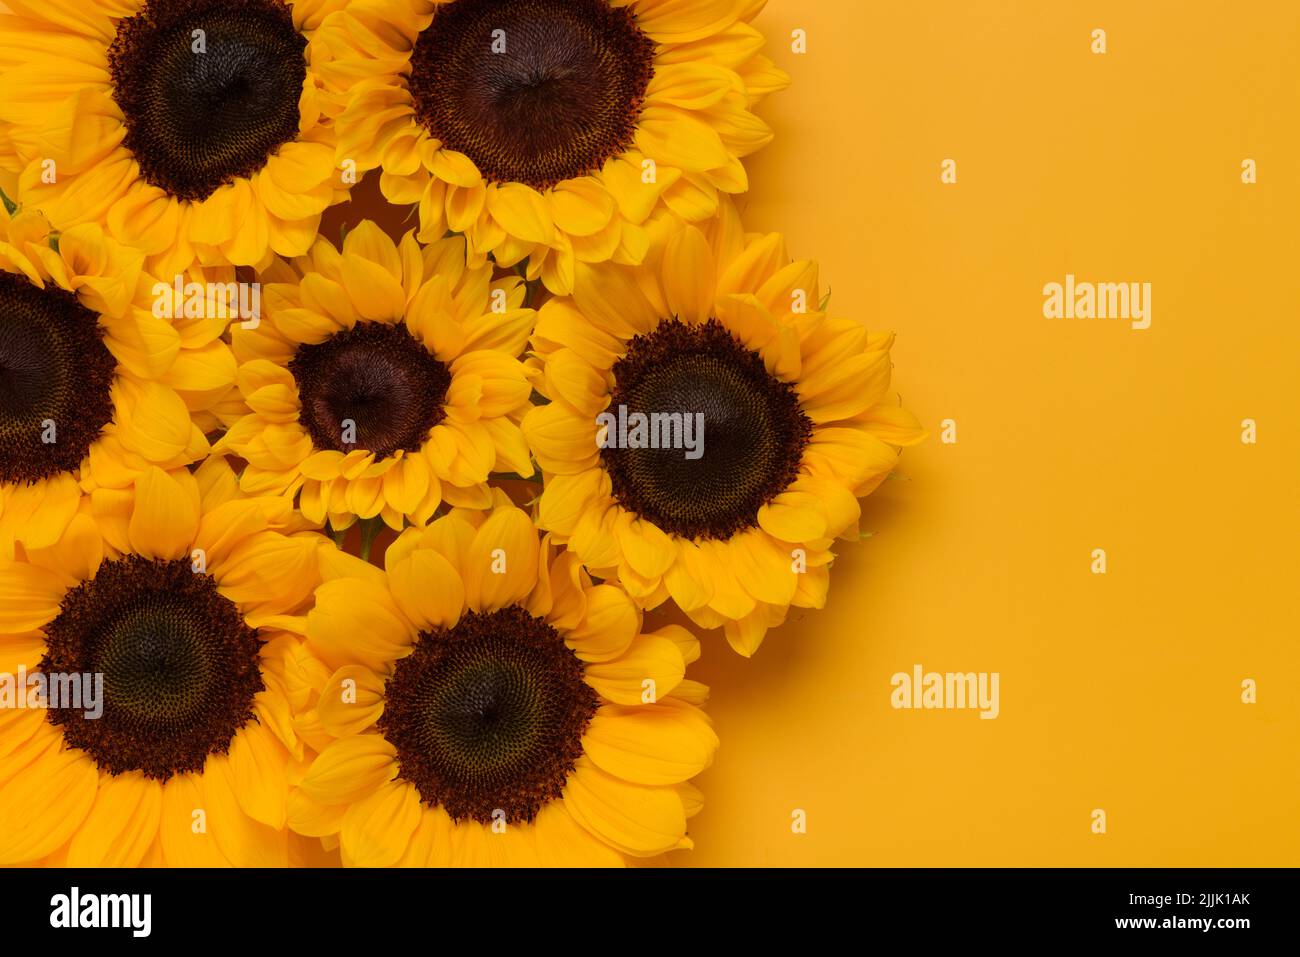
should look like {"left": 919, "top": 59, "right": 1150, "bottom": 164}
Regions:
{"left": 0, "top": 560, "right": 68, "bottom": 632}
{"left": 660, "top": 226, "right": 716, "bottom": 323}
{"left": 0, "top": 742, "right": 98, "bottom": 865}
{"left": 0, "top": 473, "right": 81, "bottom": 551}
{"left": 629, "top": 0, "right": 743, "bottom": 42}
{"left": 757, "top": 488, "right": 828, "bottom": 543}
{"left": 341, "top": 780, "right": 423, "bottom": 867}
{"left": 128, "top": 465, "right": 198, "bottom": 556}
{"left": 548, "top": 179, "right": 617, "bottom": 237}
{"left": 317, "top": 664, "right": 387, "bottom": 738}
{"left": 583, "top": 634, "right": 685, "bottom": 704}
{"left": 201, "top": 755, "right": 288, "bottom": 866}
{"left": 721, "top": 603, "right": 774, "bottom": 657}
{"left": 718, "top": 232, "right": 786, "bottom": 296}
{"left": 728, "top": 528, "right": 799, "bottom": 606}
{"left": 215, "top": 531, "right": 320, "bottom": 614}
{"left": 535, "top": 468, "right": 608, "bottom": 536}
{"left": 531, "top": 802, "right": 625, "bottom": 867}
{"left": 306, "top": 578, "right": 413, "bottom": 672}
{"left": 298, "top": 735, "right": 398, "bottom": 806}
{"left": 635, "top": 105, "right": 729, "bottom": 171}
{"left": 66, "top": 772, "right": 162, "bottom": 867}
{"left": 429, "top": 149, "right": 483, "bottom": 189}
{"left": 858, "top": 404, "right": 928, "bottom": 447}
{"left": 115, "top": 380, "right": 196, "bottom": 463}
{"left": 160, "top": 771, "right": 231, "bottom": 866}
{"left": 388, "top": 547, "right": 465, "bottom": 631}
{"left": 227, "top": 720, "right": 290, "bottom": 829}
{"left": 583, "top": 699, "right": 717, "bottom": 784}
{"left": 662, "top": 539, "right": 715, "bottom": 611}
{"left": 463, "top": 506, "right": 539, "bottom": 612}
{"left": 646, "top": 62, "right": 740, "bottom": 110}
{"left": 564, "top": 584, "right": 639, "bottom": 663}
{"left": 520, "top": 401, "right": 599, "bottom": 474}
{"left": 613, "top": 510, "right": 676, "bottom": 579}
{"left": 563, "top": 758, "right": 687, "bottom": 857}
{"left": 487, "top": 183, "right": 555, "bottom": 245}
{"left": 342, "top": 259, "right": 406, "bottom": 322}
{"left": 286, "top": 786, "right": 347, "bottom": 838}
{"left": 342, "top": 220, "right": 402, "bottom": 278}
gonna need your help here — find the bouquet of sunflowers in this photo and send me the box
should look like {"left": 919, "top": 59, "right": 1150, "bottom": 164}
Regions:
{"left": 0, "top": 0, "right": 921, "bottom": 867}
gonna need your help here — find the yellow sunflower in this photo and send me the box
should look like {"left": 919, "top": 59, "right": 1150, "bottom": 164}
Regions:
{"left": 0, "top": 457, "right": 324, "bottom": 866}
{"left": 0, "top": 0, "right": 350, "bottom": 275}
{"left": 320, "top": 0, "right": 788, "bottom": 295}
{"left": 521, "top": 201, "right": 927, "bottom": 656}
{"left": 287, "top": 492, "right": 716, "bottom": 866}
{"left": 0, "top": 196, "right": 237, "bottom": 555}
{"left": 217, "top": 221, "right": 536, "bottom": 533}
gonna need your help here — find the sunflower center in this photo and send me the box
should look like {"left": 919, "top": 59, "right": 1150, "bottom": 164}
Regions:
{"left": 0, "top": 272, "right": 116, "bottom": 485}
{"left": 380, "top": 606, "right": 598, "bottom": 824}
{"left": 40, "top": 557, "right": 264, "bottom": 781}
{"left": 289, "top": 321, "right": 451, "bottom": 460}
{"left": 108, "top": 0, "right": 307, "bottom": 203}
{"left": 602, "top": 319, "right": 813, "bottom": 541}
{"left": 409, "top": 0, "right": 656, "bottom": 191}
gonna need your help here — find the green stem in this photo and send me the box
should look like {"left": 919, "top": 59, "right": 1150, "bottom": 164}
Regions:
{"left": 358, "top": 517, "right": 383, "bottom": 562}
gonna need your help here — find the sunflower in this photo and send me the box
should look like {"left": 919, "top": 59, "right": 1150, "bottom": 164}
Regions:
{"left": 0, "top": 196, "right": 238, "bottom": 555}
{"left": 521, "top": 201, "right": 927, "bottom": 656}
{"left": 0, "top": 457, "right": 324, "bottom": 866}
{"left": 217, "top": 221, "right": 535, "bottom": 533}
{"left": 319, "top": 0, "right": 788, "bottom": 295}
{"left": 287, "top": 492, "right": 716, "bottom": 866}
{"left": 0, "top": 0, "right": 350, "bottom": 276}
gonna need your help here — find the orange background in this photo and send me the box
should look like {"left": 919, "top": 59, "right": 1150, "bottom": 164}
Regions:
{"left": 678, "top": 0, "right": 1300, "bottom": 866}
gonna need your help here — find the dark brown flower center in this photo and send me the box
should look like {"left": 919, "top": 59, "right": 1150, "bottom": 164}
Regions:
{"left": 109, "top": 0, "right": 307, "bottom": 202}
{"left": 289, "top": 321, "right": 451, "bottom": 460}
{"left": 379, "top": 606, "right": 598, "bottom": 825}
{"left": 409, "top": 0, "right": 656, "bottom": 191}
{"left": 41, "top": 557, "right": 264, "bottom": 781}
{"left": 0, "top": 271, "right": 115, "bottom": 485}
{"left": 602, "top": 319, "right": 813, "bottom": 541}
